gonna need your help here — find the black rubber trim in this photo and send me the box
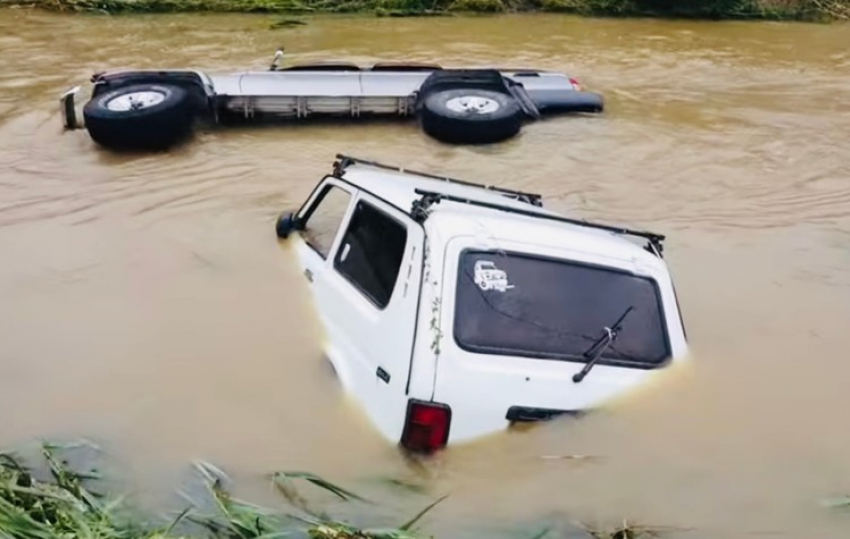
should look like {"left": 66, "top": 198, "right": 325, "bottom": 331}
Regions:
{"left": 527, "top": 89, "right": 604, "bottom": 114}
{"left": 506, "top": 406, "right": 584, "bottom": 423}
{"left": 371, "top": 63, "right": 442, "bottom": 72}
{"left": 278, "top": 63, "right": 361, "bottom": 72}
{"left": 415, "top": 68, "right": 513, "bottom": 110}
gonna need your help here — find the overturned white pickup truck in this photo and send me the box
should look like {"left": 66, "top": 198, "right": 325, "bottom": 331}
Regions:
{"left": 275, "top": 155, "right": 689, "bottom": 453}
{"left": 59, "top": 49, "right": 603, "bottom": 151}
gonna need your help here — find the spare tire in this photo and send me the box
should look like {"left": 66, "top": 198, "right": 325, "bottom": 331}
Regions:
{"left": 83, "top": 83, "right": 194, "bottom": 151}
{"left": 420, "top": 88, "right": 523, "bottom": 145}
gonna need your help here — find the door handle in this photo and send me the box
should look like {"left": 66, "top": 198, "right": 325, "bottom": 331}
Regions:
{"left": 304, "top": 268, "right": 313, "bottom": 282}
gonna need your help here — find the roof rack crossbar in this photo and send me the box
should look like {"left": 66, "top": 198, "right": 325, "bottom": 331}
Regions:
{"left": 333, "top": 154, "right": 543, "bottom": 207}
{"left": 411, "top": 189, "right": 666, "bottom": 255}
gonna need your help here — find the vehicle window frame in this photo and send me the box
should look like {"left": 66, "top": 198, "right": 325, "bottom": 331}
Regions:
{"left": 332, "top": 197, "right": 410, "bottom": 311}
{"left": 296, "top": 180, "right": 355, "bottom": 261}
{"left": 451, "top": 248, "right": 673, "bottom": 370}
{"left": 671, "top": 281, "right": 688, "bottom": 342}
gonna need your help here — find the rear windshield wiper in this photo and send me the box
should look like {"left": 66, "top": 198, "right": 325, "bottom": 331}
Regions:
{"left": 572, "top": 306, "right": 634, "bottom": 383}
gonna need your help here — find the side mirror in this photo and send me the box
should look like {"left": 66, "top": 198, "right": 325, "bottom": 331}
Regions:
{"left": 275, "top": 211, "right": 300, "bottom": 239}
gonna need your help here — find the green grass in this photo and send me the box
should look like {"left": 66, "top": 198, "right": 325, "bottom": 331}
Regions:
{"left": 1, "top": 0, "right": 847, "bottom": 18}
{"left": 0, "top": 441, "right": 445, "bottom": 539}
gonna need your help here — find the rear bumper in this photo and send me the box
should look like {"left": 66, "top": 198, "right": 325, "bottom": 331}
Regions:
{"left": 529, "top": 89, "right": 605, "bottom": 114}
{"left": 505, "top": 405, "right": 585, "bottom": 423}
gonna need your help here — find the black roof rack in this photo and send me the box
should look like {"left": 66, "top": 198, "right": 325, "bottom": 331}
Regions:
{"left": 410, "top": 189, "right": 666, "bottom": 257}
{"left": 332, "top": 154, "right": 543, "bottom": 207}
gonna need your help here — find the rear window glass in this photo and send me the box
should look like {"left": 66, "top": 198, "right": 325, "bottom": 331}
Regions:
{"left": 453, "top": 250, "right": 670, "bottom": 367}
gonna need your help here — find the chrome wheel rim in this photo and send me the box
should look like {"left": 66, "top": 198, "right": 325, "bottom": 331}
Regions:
{"left": 445, "top": 95, "right": 500, "bottom": 114}
{"left": 106, "top": 90, "right": 166, "bottom": 112}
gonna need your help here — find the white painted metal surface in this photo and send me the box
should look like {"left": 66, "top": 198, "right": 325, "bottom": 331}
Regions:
{"left": 285, "top": 160, "right": 689, "bottom": 448}
{"left": 291, "top": 177, "right": 426, "bottom": 445}
{"left": 426, "top": 211, "right": 687, "bottom": 443}
{"left": 211, "top": 69, "right": 577, "bottom": 98}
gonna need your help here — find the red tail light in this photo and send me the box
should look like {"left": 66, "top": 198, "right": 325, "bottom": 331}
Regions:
{"left": 569, "top": 77, "right": 582, "bottom": 91}
{"left": 400, "top": 400, "right": 451, "bottom": 453}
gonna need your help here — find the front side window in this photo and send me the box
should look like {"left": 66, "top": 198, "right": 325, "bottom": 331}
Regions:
{"left": 454, "top": 250, "right": 670, "bottom": 367}
{"left": 334, "top": 201, "right": 408, "bottom": 309}
{"left": 300, "top": 184, "right": 352, "bottom": 259}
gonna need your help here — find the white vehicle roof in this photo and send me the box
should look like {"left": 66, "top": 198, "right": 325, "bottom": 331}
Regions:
{"left": 334, "top": 157, "right": 666, "bottom": 270}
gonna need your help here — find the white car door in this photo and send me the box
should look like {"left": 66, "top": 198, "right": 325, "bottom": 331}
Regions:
{"left": 291, "top": 178, "right": 357, "bottom": 380}
{"left": 293, "top": 183, "right": 425, "bottom": 444}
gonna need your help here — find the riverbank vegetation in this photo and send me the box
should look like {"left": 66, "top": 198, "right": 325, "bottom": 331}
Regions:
{"left": 0, "top": 440, "right": 669, "bottom": 539}
{"left": 1, "top": 0, "right": 848, "bottom": 19}
{"left": 0, "top": 442, "right": 428, "bottom": 539}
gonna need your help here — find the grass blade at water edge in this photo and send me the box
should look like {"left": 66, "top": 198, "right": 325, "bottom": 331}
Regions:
{"left": 527, "top": 526, "right": 551, "bottom": 539}
{"left": 2, "top": 440, "right": 442, "bottom": 539}
{"left": 40, "top": 444, "right": 102, "bottom": 512}
{"left": 272, "top": 472, "right": 372, "bottom": 503}
{"left": 163, "top": 506, "right": 193, "bottom": 536}
{"left": 398, "top": 495, "right": 448, "bottom": 532}
{"left": 0, "top": 495, "right": 54, "bottom": 539}
{"left": 0, "top": 456, "right": 24, "bottom": 475}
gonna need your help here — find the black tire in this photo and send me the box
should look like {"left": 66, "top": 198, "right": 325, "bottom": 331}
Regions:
{"left": 83, "top": 83, "right": 194, "bottom": 151}
{"left": 276, "top": 211, "right": 296, "bottom": 239}
{"left": 420, "top": 89, "right": 523, "bottom": 145}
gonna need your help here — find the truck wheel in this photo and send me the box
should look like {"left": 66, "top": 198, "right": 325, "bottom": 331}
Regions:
{"left": 82, "top": 83, "right": 194, "bottom": 151}
{"left": 420, "top": 89, "right": 523, "bottom": 145}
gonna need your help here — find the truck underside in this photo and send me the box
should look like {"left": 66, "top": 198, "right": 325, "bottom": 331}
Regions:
{"left": 60, "top": 54, "right": 605, "bottom": 150}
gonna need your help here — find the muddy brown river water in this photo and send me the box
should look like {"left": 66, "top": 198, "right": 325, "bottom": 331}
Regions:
{"left": 1, "top": 9, "right": 849, "bottom": 539}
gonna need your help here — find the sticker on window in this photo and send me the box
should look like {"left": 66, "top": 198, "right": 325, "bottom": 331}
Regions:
{"left": 473, "top": 260, "right": 514, "bottom": 292}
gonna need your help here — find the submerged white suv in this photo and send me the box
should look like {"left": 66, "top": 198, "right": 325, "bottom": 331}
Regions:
{"left": 275, "top": 155, "right": 689, "bottom": 453}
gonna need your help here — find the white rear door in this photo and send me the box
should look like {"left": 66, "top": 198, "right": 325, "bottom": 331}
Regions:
{"left": 432, "top": 236, "right": 679, "bottom": 444}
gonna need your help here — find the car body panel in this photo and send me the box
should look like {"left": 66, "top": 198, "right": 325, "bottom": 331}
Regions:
{"left": 428, "top": 229, "right": 687, "bottom": 444}
{"left": 281, "top": 157, "right": 688, "bottom": 449}
{"left": 289, "top": 176, "right": 428, "bottom": 444}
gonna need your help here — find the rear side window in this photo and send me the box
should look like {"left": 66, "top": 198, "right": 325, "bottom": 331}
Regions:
{"left": 300, "top": 185, "right": 352, "bottom": 259}
{"left": 334, "top": 201, "right": 408, "bottom": 309}
{"left": 453, "top": 250, "right": 670, "bottom": 367}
